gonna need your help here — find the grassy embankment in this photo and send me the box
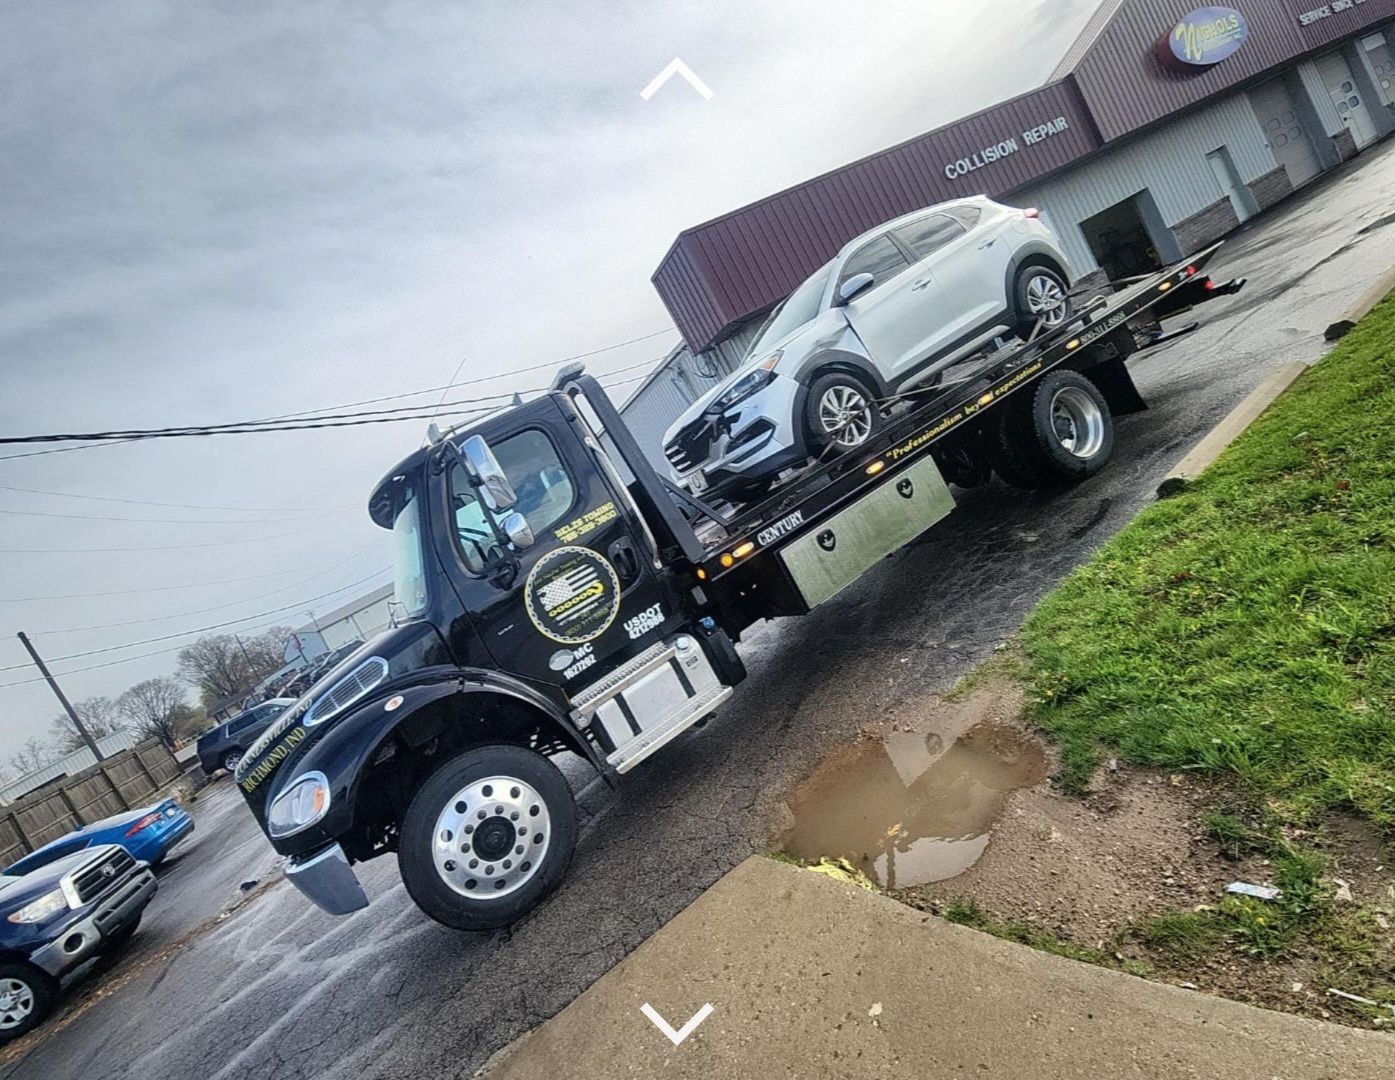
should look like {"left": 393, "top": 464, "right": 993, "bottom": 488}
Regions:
{"left": 1017, "top": 294, "right": 1395, "bottom": 1001}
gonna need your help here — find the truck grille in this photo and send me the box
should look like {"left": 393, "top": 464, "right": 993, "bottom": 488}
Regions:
{"left": 71, "top": 847, "right": 135, "bottom": 904}
{"left": 664, "top": 420, "right": 714, "bottom": 475}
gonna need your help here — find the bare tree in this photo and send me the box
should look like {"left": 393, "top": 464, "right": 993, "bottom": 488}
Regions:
{"left": 48, "top": 695, "right": 128, "bottom": 753}
{"left": 7, "top": 735, "right": 59, "bottom": 777}
{"left": 178, "top": 626, "right": 293, "bottom": 707}
{"left": 116, "top": 677, "right": 189, "bottom": 751}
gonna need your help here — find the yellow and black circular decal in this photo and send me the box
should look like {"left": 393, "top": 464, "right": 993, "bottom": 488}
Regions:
{"left": 524, "top": 546, "right": 622, "bottom": 645}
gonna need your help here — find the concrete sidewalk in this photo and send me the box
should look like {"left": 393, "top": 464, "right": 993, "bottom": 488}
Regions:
{"left": 479, "top": 857, "right": 1395, "bottom": 1079}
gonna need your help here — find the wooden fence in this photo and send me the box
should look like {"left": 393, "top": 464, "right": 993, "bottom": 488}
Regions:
{"left": 0, "top": 739, "right": 185, "bottom": 867}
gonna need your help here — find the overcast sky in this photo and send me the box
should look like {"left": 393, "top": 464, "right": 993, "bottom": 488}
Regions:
{"left": 0, "top": 0, "right": 1099, "bottom": 764}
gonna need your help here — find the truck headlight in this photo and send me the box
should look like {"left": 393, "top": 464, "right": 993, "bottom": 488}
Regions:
{"left": 712, "top": 353, "right": 782, "bottom": 412}
{"left": 267, "top": 772, "right": 331, "bottom": 838}
{"left": 6, "top": 889, "right": 67, "bottom": 924}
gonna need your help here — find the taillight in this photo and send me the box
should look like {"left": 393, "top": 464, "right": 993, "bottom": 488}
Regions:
{"left": 1204, "top": 279, "right": 1217, "bottom": 291}
{"left": 1185, "top": 265, "right": 1198, "bottom": 277}
{"left": 125, "top": 813, "right": 161, "bottom": 836}
{"left": 1023, "top": 208, "right": 1041, "bottom": 219}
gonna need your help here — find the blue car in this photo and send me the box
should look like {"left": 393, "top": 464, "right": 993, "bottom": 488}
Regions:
{"left": 3, "top": 799, "right": 193, "bottom": 879}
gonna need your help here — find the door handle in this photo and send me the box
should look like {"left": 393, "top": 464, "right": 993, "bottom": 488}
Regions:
{"left": 977, "top": 238, "right": 997, "bottom": 250}
{"left": 608, "top": 538, "right": 641, "bottom": 584}
{"left": 912, "top": 279, "right": 933, "bottom": 291}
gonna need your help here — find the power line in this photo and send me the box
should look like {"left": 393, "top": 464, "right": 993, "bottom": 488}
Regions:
{"left": 0, "top": 357, "right": 663, "bottom": 448}
{"left": 29, "top": 545, "right": 384, "bottom": 634}
{"left": 0, "top": 568, "right": 391, "bottom": 672}
{"left": 0, "top": 558, "right": 355, "bottom": 602}
{"left": 0, "top": 506, "right": 305, "bottom": 526}
{"left": 0, "top": 515, "right": 353, "bottom": 554}
{"left": 0, "top": 481, "right": 354, "bottom": 515}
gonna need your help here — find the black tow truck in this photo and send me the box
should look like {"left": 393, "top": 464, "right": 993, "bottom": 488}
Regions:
{"left": 234, "top": 246, "right": 1237, "bottom": 929}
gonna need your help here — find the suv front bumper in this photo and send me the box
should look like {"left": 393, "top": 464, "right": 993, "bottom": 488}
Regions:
{"left": 30, "top": 868, "right": 157, "bottom": 977}
{"left": 285, "top": 842, "right": 369, "bottom": 916}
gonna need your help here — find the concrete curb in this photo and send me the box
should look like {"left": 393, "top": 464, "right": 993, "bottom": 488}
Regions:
{"left": 1156, "top": 360, "right": 1308, "bottom": 498}
{"left": 1325, "top": 265, "right": 1395, "bottom": 341}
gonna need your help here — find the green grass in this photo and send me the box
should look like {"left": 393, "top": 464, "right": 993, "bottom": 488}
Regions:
{"left": 941, "top": 897, "right": 1152, "bottom": 976}
{"left": 1022, "top": 294, "right": 1395, "bottom": 830}
{"left": 1135, "top": 912, "right": 1226, "bottom": 962}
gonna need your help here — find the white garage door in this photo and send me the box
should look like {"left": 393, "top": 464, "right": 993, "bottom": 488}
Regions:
{"left": 1248, "top": 79, "right": 1322, "bottom": 189}
{"left": 1316, "top": 51, "right": 1378, "bottom": 149}
{"left": 1364, "top": 33, "right": 1394, "bottom": 105}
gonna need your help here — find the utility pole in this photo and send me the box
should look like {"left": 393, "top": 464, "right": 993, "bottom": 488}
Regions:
{"left": 16, "top": 632, "right": 104, "bottom": 760}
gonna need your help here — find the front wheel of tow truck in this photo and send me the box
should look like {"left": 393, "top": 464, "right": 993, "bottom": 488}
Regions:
{"left": 398, "top": 744, "right": 578, "bottom": 931}
{"left": 990, "top": 370, "right": 1114, "bottom": 490}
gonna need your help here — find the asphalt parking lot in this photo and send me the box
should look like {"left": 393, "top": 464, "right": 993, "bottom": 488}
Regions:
{"left": 6, "top": 138, "right": 1395, "bottom": 1080}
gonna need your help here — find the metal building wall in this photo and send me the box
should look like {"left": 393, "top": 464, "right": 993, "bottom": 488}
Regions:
{"left": 1009, "top": 92, "right": 1280, "bottom": 276}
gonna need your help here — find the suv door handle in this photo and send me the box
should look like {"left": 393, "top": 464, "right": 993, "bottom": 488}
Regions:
{"left": 977, "top": 238, "right": 997, "bottom": 250}
{"left": 608, "top": 537, "right": 641, "bottom": 585}
{"left": 912, "top": 279, "right": 933, "bottom": 291}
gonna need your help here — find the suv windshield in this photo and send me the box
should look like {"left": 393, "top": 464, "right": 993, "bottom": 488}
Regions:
{"left": 746, "top": 261, "right": 833, "bottom": 357}
{"left": 391, "top": 485, "right": 430, "bottom": 616}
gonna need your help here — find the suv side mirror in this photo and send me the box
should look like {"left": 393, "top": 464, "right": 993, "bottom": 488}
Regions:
{"left": 501, "top": 511, "right": 535, "bottom": 551}
{"left": 837, "top": 273, "right": 875, "bottom": 306}
{"left": 461, "top": 435, "right": 518, "bottom": 511}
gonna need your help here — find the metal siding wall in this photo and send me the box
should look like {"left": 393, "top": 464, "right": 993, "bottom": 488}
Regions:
{"left": 1071, "top": 0, "right": 1395, "bottom": 141}
{"left": 1011, "top": 93, "right": 1279, "bottom": 275}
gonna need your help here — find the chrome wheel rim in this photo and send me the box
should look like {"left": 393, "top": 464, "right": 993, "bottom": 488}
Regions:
{"left": 431, "top": 775, "right": 552, "bottom": 901}
{"left": 223, "top": 751, "right": 242, "bottom": 772}
{"left": 818, "top": 385, "right": 874, "bottom": 448}
{"left": 1027, "top": 274, "right": 1068, "bottom": 326}
{"left": 0, "top": 978, "right": 34, "bottom": 1029}
{"left": 1049, "top": 387, "right": 1106, "bottom": 459}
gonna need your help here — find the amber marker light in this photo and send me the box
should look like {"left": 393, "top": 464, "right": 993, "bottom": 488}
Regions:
{"left": 866, "top": 461, "right": 886, "bottom": 476}
{"left": 1067, "top": 339, "right": 1081, "bottom": 350}
{"left": 696, "top": 567, "right": 708, "bottom": 580}
{"left": 733, "top": 542, "right": 755, "bottom": 559}
{"left": 1159, "top": 281, "right": 1172, "bottom": 291}
{"left": 720, "top": 553, "right": 734, "bottom": 568}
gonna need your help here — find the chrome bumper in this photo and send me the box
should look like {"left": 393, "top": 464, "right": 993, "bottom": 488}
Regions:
{"left": 31, "top": 868, "right": 158, "bottom": 977}
{"left": 285, "top": 843, "right": 369, "bottom": 916}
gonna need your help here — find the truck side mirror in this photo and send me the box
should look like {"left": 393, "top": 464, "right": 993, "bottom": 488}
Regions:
{"left": 501, "top": 511, "right": 535, "bottom": 552}
{"left": 836, "top": 273, "right": 875, "bottom": 306}
{"left": 460, "top": 435, "right": 519, "bottom": 512}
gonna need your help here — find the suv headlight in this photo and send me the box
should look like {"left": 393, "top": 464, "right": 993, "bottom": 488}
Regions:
{"left": 6, "top": 889, "right": 66, "bottom": 924}
{"left": 267, "top": 772, "right": 331, "bottom": 838}
{"left": 712, "top": 353, "right": 782, "bottom": 413}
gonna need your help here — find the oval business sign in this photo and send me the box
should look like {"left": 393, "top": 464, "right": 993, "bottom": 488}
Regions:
{"left": 1158, "top": 7, "right": 1249, "bottom": 71}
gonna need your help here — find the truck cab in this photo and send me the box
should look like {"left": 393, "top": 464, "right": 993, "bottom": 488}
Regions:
{"left": 233, "top": 384, "right": 743, "bottom": 930}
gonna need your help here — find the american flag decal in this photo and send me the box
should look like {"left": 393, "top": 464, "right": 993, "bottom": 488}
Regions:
{"left": 524, "top": 546, "right": 622, "bottom": 645}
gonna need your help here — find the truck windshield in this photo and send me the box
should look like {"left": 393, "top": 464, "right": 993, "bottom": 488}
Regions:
{"left": 746, "top": 261, "right": 834, "bottom": 357}
{"left": 391, "top": 487, "right": 430, "bottom": 616}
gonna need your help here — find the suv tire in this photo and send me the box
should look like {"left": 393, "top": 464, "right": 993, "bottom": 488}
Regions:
{"left": 990, "top": 370, "right": 1114, "bottom": 489}
{"left": 1012, "top": 265, "right": 1072, "bottom": 340}
{"left": 0, "top": 961, "right": 58, "bottom": 1043}
{"left": 804, "top": 371, "right": 882, "bottom": 458}
{"left": 399, "top": 744, "right": 577, "bottom": 931}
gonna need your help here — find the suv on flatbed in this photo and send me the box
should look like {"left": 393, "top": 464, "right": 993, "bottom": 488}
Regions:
{"left": 197, "top": 697, "right": 296, "bottom": 776}
{"left": 0, "top": 844, "right": 156, "bottom": 1040}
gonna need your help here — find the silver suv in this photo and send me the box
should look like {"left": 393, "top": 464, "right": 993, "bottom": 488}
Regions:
{"left": 663, "top": 196, "right": 1073, "bottom": 500}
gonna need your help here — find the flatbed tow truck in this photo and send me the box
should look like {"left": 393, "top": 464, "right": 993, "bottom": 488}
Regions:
{"left": 232, "top": 245, "right": 1240, "bottom": 929}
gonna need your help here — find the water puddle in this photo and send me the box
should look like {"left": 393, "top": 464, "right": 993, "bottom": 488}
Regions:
{"left": 780, "top": 722, "right": 1047, "bottom": 890}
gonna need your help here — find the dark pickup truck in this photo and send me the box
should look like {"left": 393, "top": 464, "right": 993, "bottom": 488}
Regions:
{"left": 0, "top": 844, "right": 156, "bottom": 1041}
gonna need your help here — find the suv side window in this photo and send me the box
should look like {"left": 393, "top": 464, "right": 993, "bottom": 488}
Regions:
{"left": 895, "top": 214, "right": 968, "bottom": 260}
{"left": 448, "top": 429, "right": 577, "bottom": 574}
{"left": 837, "top": 235, "right": 910, "bottom": 294}
{"left": 227, "top": 711, "right": 262, "bottom": 736}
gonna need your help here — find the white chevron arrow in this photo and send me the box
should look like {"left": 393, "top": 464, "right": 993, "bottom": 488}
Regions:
{"left": 640, "top": 1002, "right": 714, "bottom": 1045}
{"left": 640, "top": 58, "right": 714, "bottom": 101}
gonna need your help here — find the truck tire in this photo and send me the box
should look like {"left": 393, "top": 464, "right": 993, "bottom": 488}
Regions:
{"left": 398, "top": 744, "right": 578, "bottom": 931}
{"left": 990, "top": 370, "right": 1114, "bottom": 489}
{"left": 0, "top": 961, "right": 58, "bottom": 1043}
{"left": 1012, "top": 265, "right": 1072, "bottom": 340}
{"left": 805, "top": 371, "right": 881, "bottom": 456}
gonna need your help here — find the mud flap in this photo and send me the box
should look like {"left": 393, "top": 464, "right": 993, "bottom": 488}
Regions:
{"left": 1084, "top": 356, "right": 1147, "bottom": 417}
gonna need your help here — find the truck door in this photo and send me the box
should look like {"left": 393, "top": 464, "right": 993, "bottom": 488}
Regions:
{"left": 434, "top": 399, "right": 678, "bottom": 694}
